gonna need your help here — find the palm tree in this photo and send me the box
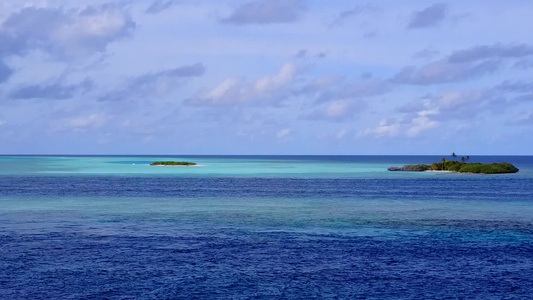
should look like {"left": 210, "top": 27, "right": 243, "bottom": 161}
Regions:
{"left": 441, "top": 157, "right": 446, "bottom": 170}
{"left": 452, "top": 152, "right": 457, "bottom": 161}
{"left": 461, "top": 157, "right": 466, "bottom": 163}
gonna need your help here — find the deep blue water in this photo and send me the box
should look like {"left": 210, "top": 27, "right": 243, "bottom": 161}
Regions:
{"left": 1, "top": 156, "right": 532, "bottom": 299}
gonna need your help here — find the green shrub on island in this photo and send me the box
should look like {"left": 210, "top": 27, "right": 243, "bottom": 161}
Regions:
{"left": 402, "top": 164, "right": 431, "bottom": 171}
{"left": 443, "top": 160, "right": 463, "bottom": 172}
{"left": 389, "top": 160, "right": 518, "bottom": 174}
{"left": 429, "top": 163, "right": 441, "bottom": 171}
{"left": 150, "top": 161, "right": 197, "bottom": 166}
{"left": 458, "top": 162, "right": 518, "bottom": 174}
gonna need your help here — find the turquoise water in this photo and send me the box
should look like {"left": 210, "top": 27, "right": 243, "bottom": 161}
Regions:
{"left": 1, "top": 155, "right": 532, "bottom": 177}
{"left": 1, "top": 155, "right": 532, "bottom": 298}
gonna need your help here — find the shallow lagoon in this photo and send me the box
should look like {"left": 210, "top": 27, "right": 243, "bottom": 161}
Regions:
{"left": 1, "top": 155, "right": 532, "bottom": 177}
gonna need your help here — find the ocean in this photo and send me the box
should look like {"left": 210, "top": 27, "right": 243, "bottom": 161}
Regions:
{"left": 1, "top": 155, "right": 532, "bottom": 299}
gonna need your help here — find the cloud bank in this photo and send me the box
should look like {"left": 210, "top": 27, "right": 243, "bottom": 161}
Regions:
{"left": 0, "top": 1, "right": 531, "bottom": 155}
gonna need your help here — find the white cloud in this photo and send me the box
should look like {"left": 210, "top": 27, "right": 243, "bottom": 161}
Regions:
{"left": 304, "top": 98, "right": 367, "bottom": 122}
{"left": 325, "top": 101, "right": 349, "bottom": 118}
{"left": 276, "top": 128, "right": 291, "bottom": 139}
{"left": 255, "top": 63, "right": 296, "bottom": 93}
{"left": 430, "top": 90, "right": 488, "bottom": 120}
{"left": 55, "top": 8, "right": 132, "bottom": 56}
{"left": 358, "top": 115, "right": 437, "bottom": 139}
{"left": 407, "top": 115, "right": 438, "bottom": 137}
{"left": 207, "top": 79, "right": 240, "bottom": 100}
{"left": 437, "top": 91, "right": 482, "bottom": 111}
{"left": 0, "top": 5, "right": 135, "bottom": 60}
{"left": 336, "top": 128, "right": 347, "bottom": 139}
{"left": 193, "top": 78, "right": 248, "bottom": 105}
{"left": 437, "top": 91, "right": 465, "bottom": 110}
{"left": 188, "top": 63, "right": 297, "bottom": 106}
{"left": 68, "top": 114, "right": 106, "bottom": 129}
{"left": 398, "top": 90, "right": 487, "bottom": 122}
{"left": 358, "top": 119, "right": 400, "bottom": 138}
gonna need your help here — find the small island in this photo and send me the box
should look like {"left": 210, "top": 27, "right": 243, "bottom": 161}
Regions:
{"left": 150, "top": 161, "right": 197, "bottom": 166}
{"left": 388, "top": 153, "right": 519, "bottom": 174}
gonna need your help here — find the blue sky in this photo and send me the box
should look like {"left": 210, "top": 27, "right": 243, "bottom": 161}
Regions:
{"left": 0, "top": 0, "right": 532, "bottom": 155}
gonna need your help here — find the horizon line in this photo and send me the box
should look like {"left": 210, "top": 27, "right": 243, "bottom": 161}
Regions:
{"left": 1, "top": 154, "right": 532, "bottom": 157}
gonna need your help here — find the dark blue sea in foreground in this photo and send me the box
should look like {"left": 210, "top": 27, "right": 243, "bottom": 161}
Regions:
{"left": 1, "top": 155, "right": 532, "bottom": 299}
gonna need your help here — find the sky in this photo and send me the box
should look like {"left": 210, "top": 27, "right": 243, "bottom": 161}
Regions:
{"left": 0, "top": 0, "right": 532, "bottom": 155}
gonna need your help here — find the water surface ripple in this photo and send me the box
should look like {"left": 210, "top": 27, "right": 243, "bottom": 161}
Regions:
{"left": 1, "top": 156, "right": 532, "bottom": 298}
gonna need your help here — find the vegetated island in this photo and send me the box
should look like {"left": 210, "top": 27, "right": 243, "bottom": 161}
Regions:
{"left": 388, "top": 154, "right": 519, "bottom": 174}
{"left": 150, "top": 161, "right": 197, "bottom": 166}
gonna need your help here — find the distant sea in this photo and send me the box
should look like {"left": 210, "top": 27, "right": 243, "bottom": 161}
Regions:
{"left": 1, "top": 155, "right": 532, "bottom": 299}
